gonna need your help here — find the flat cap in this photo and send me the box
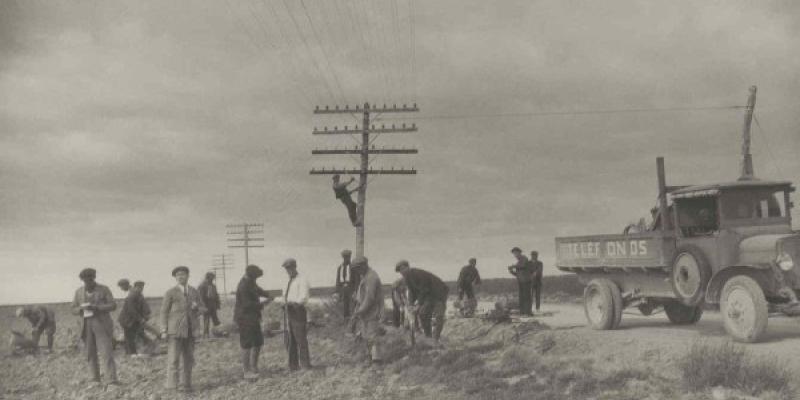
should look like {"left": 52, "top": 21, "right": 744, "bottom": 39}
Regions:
{"left": 282, "top": 258, "right": 297, "bottom": 269}
{"left": 510, "top": 247, "right": 522, "bottom": 254}
{"left": 246, "top": 264, "right": 263, "bottom": 278}
{"left": 530, "top": 250, "right": 538, "bottom": 256}
{"left": 172, "top": 266, "right": 190, "bottom": 276}
{"left": 395, "top": 259, "right": 410, "bottom": 272}
{"left": 341, "top": 249, "right": 352, "bottom": 256}
{"left": 352, "top": 256, "right": 368, "bottom": 267}
{"left": 117, "top": 279, "right": 130, "bottom": 287}
{"left": 79, "top": 268, "right": 96, "bottom": 280}
{"left": 133, "top": 281, "right": 145, "bottom": 287}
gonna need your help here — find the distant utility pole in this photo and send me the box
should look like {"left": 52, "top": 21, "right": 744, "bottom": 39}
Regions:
{"left": 226, "top": 223, "right": 264, "bottom": 268}
{"left": 310, "top": 102, "right": 419, "bottom": 257}
{"left": 211, "top": 253, "right": 234, "bottom": 298}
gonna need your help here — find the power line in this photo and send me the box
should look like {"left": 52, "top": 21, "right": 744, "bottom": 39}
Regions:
{"left": 299, "top": 0, "right": 348, "bottom": 102}
{"left": 381, "top": 105, "right": 745, "bottom": 121}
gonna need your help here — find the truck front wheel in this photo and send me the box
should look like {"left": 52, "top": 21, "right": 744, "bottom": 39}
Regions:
{"left": 720, "top": 275, "right": 768, "bottom": 343}
{"left": 583, "top": 279, "right": 623, "bottom": 330}
{"left": 664, "top": 301, "right": 703, "bottom": 324}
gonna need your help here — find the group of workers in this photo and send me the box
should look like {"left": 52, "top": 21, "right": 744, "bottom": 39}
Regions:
{"left": 12, "top": 246, "right": 544, "bottom": 393}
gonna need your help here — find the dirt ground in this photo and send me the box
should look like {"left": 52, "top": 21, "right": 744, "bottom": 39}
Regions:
{"left": 1, "top": 297, "right": 798, "bottom": 400}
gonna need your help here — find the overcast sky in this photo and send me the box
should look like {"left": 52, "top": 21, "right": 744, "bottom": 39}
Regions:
{"left": 1, "top": 0, "right": 799, "bottom": 304}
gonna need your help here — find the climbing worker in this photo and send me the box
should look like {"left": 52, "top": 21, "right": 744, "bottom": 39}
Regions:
{"left": 332, "top": 174, "right": 361, "bottom": 227}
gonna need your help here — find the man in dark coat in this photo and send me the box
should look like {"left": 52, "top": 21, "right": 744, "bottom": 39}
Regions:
{"left": 234, "top": 265, "right": 272, "bottom": 380}
{"left": 457, "top": 258, "right": 482, "bottom": 317}
{"left": 117, "top": 279, "right": 152, "bottom": 356}
{"left": 395, "top": 260, "right": 448, "bottom": 343}
{"left": 332, "top": 174, "right": 361, "bottom": 226}
{"left": 508, "top": 247, "right": 533, "bottom": 315}
{"left": 335, "top": 249, "right": 359, "bottom": 319}
{"left": 530, "top": 251, "right": 544, "bottom": 312}
{"left": 198, "top": 272, "right": 221, "bottom": 338}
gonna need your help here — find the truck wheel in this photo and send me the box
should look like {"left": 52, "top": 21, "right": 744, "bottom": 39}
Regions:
{"left": 670, "top": 246, "right": 711, "bottom": 307}
{"left": 720, "top": 275, "right": 768, "bottom": 343}
{"left": 584, "top": 279, "right": 623, "bottom": 330}
{"left": 664, "top": 301, "right": 703, "bottom": 324}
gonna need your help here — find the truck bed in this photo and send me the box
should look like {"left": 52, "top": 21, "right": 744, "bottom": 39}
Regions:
{"left": 555, "top": 232, "right": 675, "bottom": 272}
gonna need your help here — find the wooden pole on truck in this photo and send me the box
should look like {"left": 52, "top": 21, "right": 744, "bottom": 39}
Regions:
{"left": 657, "top": 157, "right": 669, "bottom": 232}
{"left": 739, "top": 85, "right": 757, "bottom": 180}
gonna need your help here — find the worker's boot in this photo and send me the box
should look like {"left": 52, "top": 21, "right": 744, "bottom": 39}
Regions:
{"left": 250, "top": 347, "right": 261, "bottom": 375}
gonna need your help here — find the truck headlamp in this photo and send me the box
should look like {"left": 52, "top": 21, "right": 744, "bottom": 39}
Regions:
{"left": 776, "top": 252, "right": 794, "bottom": 271}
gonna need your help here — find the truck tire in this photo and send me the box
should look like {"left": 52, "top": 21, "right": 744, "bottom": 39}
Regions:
{"left": 664, "top": 301, "right": 703, "bottom": 324}
{"left": 670, "top": 246, "right": 711, "bottom": 307}
{"left": 720, "top": 275, "right": 768, "bottom": 343}
{"left": 583, "top": 279, "right": 623, "bottom": 330}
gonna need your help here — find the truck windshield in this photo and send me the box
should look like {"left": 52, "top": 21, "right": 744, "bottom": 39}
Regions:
{"left": 721, "top": 188, "right": 787, "bottom": 220}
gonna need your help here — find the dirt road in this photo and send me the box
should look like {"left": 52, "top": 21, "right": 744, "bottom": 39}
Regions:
{"left": 504, "top": 302, "right": 800, "bottom": 372}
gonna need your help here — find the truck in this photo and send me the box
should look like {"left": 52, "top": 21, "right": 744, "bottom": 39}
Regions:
{"left": 555, "top": 86, "right": 799, "bottom": 342}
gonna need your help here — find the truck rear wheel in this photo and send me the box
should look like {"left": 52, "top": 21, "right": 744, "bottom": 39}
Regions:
{"left": 584, "top": 279, "right": 623, "bottom": 330}
{"left": 720, "top": 275, "right": 768, "bottom": 343}
{"left": 670, "top": 246, "right": 711, "bottom": 307}
{"left": 664, "top": 301, "right": 703, "bottom": 324}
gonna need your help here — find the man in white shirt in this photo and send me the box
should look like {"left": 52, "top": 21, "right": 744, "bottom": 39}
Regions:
{"left": 281, "top": 258, "right": 312, "bottom": 371}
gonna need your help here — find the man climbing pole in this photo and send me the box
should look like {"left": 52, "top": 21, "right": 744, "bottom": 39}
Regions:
{"left": 332, "top": 174, "right": 361, "bottom": 227}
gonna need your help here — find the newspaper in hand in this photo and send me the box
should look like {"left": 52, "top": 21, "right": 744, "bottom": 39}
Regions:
{"left": 81, "top": 302, "right": 94, "bottom": 318}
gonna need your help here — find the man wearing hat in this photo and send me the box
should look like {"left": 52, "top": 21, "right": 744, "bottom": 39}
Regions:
{"left": 457, "top": 258, "right": 482, "bottom": 317}
{"left": 530, "top": 251, "right": 544, "bottom": 312}
{"left": 16, "top": 305, "right": 57, "bottom": 353}
{"left": 351, "top": 256, "right": 384, "bottom": 365}
{"left": 198, "top": 272, "right": 221, "bottom": 338}
{"left": 332, "top": 174, "right": 361, "bottom": 226}
{"left": 395, "top": 260, "right": 449, "bottom": 344}
{"left": 281, "top": 258, "right": 312, "bottom": 371}
{"left": 70, "top": 268, "right": 119, "bottom": 385}
{"left": 234, "top": 264, "right": 273, "bottom": 379}
{"left": 160, "top": 266, "right": 206, "bottom": 392}
{"left": 335, "top": 249, "right": 359, "bottom": 319}
{"left": 117, "top": 278, "right": 151, "bottom": 356}
{"left": 508, "top": 247, "right": 534, "bottom": 316}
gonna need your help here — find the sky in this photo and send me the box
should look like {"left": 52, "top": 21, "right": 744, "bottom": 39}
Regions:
{"left": 1, "top": 0, "right": 799, "bottom": 304}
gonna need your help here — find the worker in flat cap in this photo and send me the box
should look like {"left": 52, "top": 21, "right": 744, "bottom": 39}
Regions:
{"left": 280, "top": 258, "right": 312, "bottom": 371}
{"left": 350, "top": 256, "right": 385, "bottom": 366}
{"left": 335, "top": 249, "right": 359, "bottom": 319}
{"left": 117, "top": 278, "right": 152, "bottom": 356}
{"left": 198, "top": 271, "right": 221, "bottom": 338}
{"left": 16, "top": 305, "right": 57, "bottom": 353}
{"left": 508, "top": 247, "right": 534, "bottom": 316}
{"left": 160, "top": 266, "right": 206, "bottom": 392}
{"left": 332, "top": 174, "right": 362, "bottom": 227}
{"left": 234, "top": 264, "right": 273, "bottom": 380}
{"left": 395, "top": 260, "right": 449, "bottom": 344}
{"left": 530, "top": 251, "right": 544, "bottom": 312}
{"left": 71, "top": 268, "right": 119, "bottom": 386}
{"left": 456, "top": 258, "right": 482, "bottom": 317}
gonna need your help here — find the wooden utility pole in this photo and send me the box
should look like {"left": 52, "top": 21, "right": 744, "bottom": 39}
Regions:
{"left": 211, "top": 253, "right": 234, "bottom": 298}
{"left": 739, "top": 85, "right": 757, "bottom": 180}
{"left": 226, "top": 223, "right": 264, "bottom": 268}
{"left": 311, "top": 102, "right": 419, "bottom": 257}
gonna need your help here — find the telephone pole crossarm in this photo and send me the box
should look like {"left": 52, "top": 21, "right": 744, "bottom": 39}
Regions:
{"left": 314, "top": 103, "right": 418, "bottom": 114}
{"left": 312, "top": 148, "right": 418, "bottom": 155}
{"left": 309, "top": 168, "right": 417, "bottom": 175}
{"left": 312, "top": 125, "right": 417, "bottom": 135}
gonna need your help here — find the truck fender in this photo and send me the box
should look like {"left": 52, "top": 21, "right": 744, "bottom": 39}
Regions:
{"left": 705, "top": 266, "right": 774, "bottom": 304}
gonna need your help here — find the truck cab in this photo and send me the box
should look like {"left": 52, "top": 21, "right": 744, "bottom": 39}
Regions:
{"left": 669, "top": 181, "right": 798, "bottom": 305}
